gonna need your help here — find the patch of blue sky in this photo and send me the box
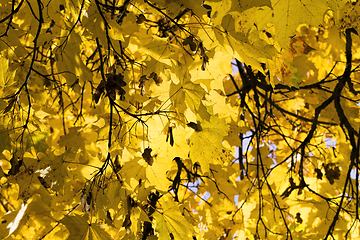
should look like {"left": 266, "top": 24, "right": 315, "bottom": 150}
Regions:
{"left": 234, "top": 195, "right": 239, "bottom": 206}
{"left": 231, "top": 59, "right": 239, "bottom": 75}
{"left": 324, "top": 138, "right": 337, "bottom": 148}
{"left": 350, "top": 168, "right": 360, "bottom": 180}
{"left": 198, "top": 191, "right": 211, "bottom": 206}
{"left": 233, "top": 131, "right": 253, "bottom": 164}
{"left": 186, "top": 179, "right": 202, "bottom": 193}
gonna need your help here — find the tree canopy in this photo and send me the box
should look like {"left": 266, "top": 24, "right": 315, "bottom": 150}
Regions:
{"left": 1, "top": 0, "right": 360, "bottom": 239}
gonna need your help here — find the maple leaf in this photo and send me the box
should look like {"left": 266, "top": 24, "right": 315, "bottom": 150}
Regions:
{"left": 170, "top": 62, "right": 210, "bottom": 119}
{"left": 256, "top": 0, "right": 329, "bottom": 47}
{"left": 121, "top": 148, "right": 171, "bottom": 193}
{"left": 60, "top": 214, "right": 112, "bottom": 240}
{"left": 189, "top": 116, "right": 229, "bottom": 173}
{"left": 141, "top": 36, "right": 180, "bottom": 65}
{"left": 0, "top": 56, "right": 16, "bottom": 88}
{"left": 153, "top": 195, "right": 194, "bottom": 239}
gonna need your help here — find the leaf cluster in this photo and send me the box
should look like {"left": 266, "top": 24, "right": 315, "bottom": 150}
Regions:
{"left": 1, "top": 0, "right": 360, "bottom": 240}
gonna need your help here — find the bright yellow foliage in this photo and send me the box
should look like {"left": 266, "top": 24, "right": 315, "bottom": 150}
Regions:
{"left": 1, "top": 0, "right": 360, "bottom": 239}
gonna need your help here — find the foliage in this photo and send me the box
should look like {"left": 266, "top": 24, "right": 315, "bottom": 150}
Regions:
{"left": 1, "top": 0, "right": 360, "bottom": 239}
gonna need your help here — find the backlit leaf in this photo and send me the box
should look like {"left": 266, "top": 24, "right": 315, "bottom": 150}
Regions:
{"left": 189, "top": 116, "right": 229, "bottom": 173}
{"left": 153, "top": 195, "right": 194, "bottom": 240}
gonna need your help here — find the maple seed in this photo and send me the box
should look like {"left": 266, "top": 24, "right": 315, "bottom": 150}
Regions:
{"left": 143, "top": 148, "right": 154, "bottom": 165}
{"left": 93, "top": 80, "right": 106, "bottom": 103}
{"left": 315, "top": 168, "right": 323, "bottom": 180}
{"left": 8, "top": 155, "right": 22, "bottom": 176}
{"left": 122, "top": 213, "right": 131, "bottom": 229}
{"left": 187, "top": 122, "right": 202, "bottom": 132}
{"left": 183, "top": 36, "right": 193, "bottom": 45}
{"left": 136, "top": 14, "right": 146, "bottom": 24}
{"left": 323, "top": 163, "right": 341, "bottom": 185}
{"left": 106, "top": 211, "right": 113, "bottom": 222}
{"left": 81, "top": 191, "right": 92, "bottom": 213}
{"left": 265, "top": 31, "right": 272, "bottom": 38}
{"left": 38, "top": 176, "right": 50, "bottom": 188}
{"left": 113, "top": 155, "right": 122, "bottom": 172}
{"left": 198, "top": 42, "right": 209, "bottom": 70}
{"left": 189, "top": 41, "right": 197, "bottom": 51}
{"left": 166, "top": 126, "right": 174, "bottom": 146}
{"left": 212, "top": 11, "right": 218, "bottom": 19}
{"left": 150, "top": 72, "right": 163, "bottom": 84}
{"left": 46, "top": 20, "right": 55, "bottom": 34}
{"left": 138, "top": 75, "right": 148, "bottom": 88}
{"left": 296, "top": 212, "right": 303, "bottom": 224}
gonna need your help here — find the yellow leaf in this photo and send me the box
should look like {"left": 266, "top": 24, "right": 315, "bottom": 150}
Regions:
{"left": 170, "top": 63, "right": 210, "bottom": 119}
{"left": 153, "top": 195, "right": 194, "bottom": 239}
{"left": 146, "top": 157, "right": 172, "bottom": 192}
{"left": 0, "top": 56, "right": 16, "bottom": 88}
{"left": 60, "top": 214, "right": 112, "bottom": 240}
{"left": 204, "top": 0, "right": 232, "bottom": 26}
{"left": 189, "top": 116, "right": 229, "bottom": 173}
{"left": 141, "top": 36, "right": 180, "bottom": 65}
{"left": 256, "top": 0, "right": 330, "bottom": 47}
